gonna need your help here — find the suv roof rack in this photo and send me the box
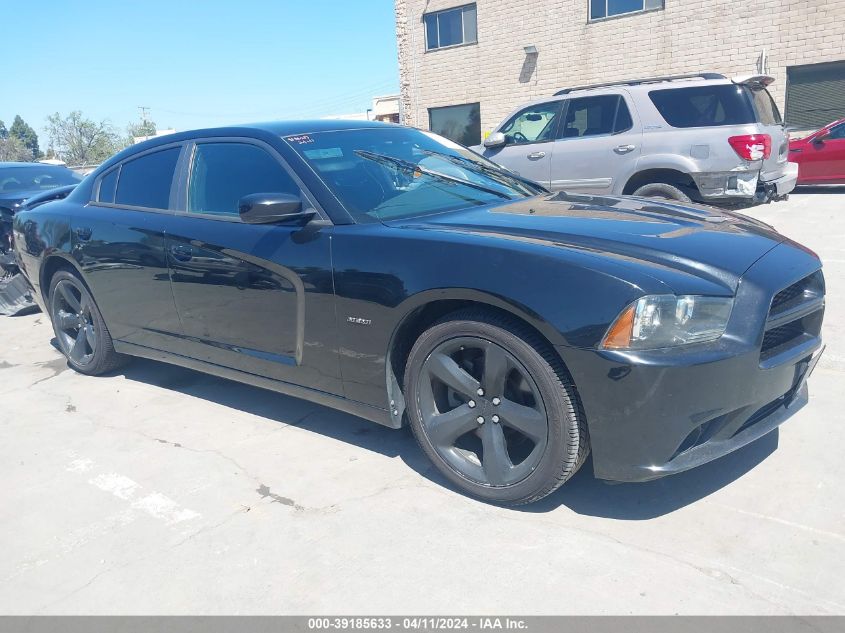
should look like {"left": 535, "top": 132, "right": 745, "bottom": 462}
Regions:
{"left": 553, "top": 72, "right": 726, "bottom": 96}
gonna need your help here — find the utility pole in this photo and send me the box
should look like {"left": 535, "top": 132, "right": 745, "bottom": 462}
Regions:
{"left": 138, "top": 106, "right": 150, "bottom": 126}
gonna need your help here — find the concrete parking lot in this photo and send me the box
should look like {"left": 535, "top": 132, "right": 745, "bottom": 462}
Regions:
{"left": 1, "top": 188, "right": 844, "bottom": 615}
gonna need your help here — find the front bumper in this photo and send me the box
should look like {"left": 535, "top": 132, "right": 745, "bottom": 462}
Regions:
{"left": 558, "top": 241, "right": 823, "bottom": 482}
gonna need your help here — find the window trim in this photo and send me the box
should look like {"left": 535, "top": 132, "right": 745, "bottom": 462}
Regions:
{"left": 89, "top": 141, "right": 186, "bottom": 215}
{"left": 177, "top": 136, "right": 329, "bottom": 224}
{"left": 588, "top": 0, "right": 664, "bottom": 23}
{"left": 423, "top": 3, "right": 478, "bottom": 52}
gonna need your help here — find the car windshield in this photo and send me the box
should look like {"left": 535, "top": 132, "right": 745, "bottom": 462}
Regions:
{"left": 0, "top": 166, "right": 82, "bottom": 194}
{"left": 284, "top": 127, "right": 543, "bottom": 222}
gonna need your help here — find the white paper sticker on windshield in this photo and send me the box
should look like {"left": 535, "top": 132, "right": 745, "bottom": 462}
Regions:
{"left": 303, "top": 147, "right": 344, "bottom": 160}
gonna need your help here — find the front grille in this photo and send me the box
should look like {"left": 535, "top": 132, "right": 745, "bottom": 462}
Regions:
{"left": 762, "top": 321, "right": 805, "bottom": 352}
{"left": 760, "top": 271, "right": 825, "bottom": 363}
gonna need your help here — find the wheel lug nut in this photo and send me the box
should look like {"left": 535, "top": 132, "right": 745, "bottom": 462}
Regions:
{"left": 492, "top": 415, "right": 500, "bottom": 424}
{"left": 476, "top": 416, "right": 485, "bottom": 425}
{"left": 492, "top": 397, "right": 501, "bottom": 406}
{"left": 477, "top": 388, "right": 484, "bottom": 396}
{"left": 468, "top": 400, "right": 476, "bottom": 408}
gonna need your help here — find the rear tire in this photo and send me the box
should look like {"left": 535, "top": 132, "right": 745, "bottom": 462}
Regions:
{"left": 48, "top": 270, "right": 127, "bottom": 376}
{"left": 632, "top": 182, "right": 691, "bottom": 202}
{"left": 404, "top": 309, "right": 589, "bottom": 505}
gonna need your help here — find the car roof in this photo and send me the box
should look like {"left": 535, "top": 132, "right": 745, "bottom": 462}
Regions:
{"left": 115, "top": 119, "right": 401, "bottom": 160}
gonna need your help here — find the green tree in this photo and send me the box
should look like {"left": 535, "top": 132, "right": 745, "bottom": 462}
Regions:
{"left": 127, "top": 119, "right": 157, "bottom": 140}
{"left": 0, "top": 135, "right": 33, "bottom": 161}
{"left": 9, "top": 115, "right": 41, "bottom": 159}
{"left": 0, "top": 120, "right": 7, "bottom": 140}
{"left": 45, "top": 111, "right": 128, "bottom": 166}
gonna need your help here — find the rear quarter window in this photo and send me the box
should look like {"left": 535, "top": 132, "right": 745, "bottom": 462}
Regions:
{"left": 649, "top": 85, "right": 757, "bottom": 128}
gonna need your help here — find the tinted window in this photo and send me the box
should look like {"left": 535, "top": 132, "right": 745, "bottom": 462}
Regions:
{"left": 429, "top": 103, "right": 481, "bottom": 146}
{"left": 649, "top": 85, "right": 757, "bottom": 128}
{"left": 424, "top": 4, "right": 477, "bottom": 50}
{"left": 97, "top": 168, "right": 119, "bottom": 203}
{"left": 559, "top": 95, "right": 628, "bottom": 139}
{"left": 0, "top": 166, "right": 81, "bottom": 194}
{"left": 115, "top": 147, "right": 180, "bottom": 209}
{"left": 614, "top": 98, "right": 634, "bottom": 132}
{"left": 500, "top": 102, "right": 562, "bottom": 144}
{"left": 829, "top": 123, "right": 845, "bottom": 140}
{"left": 188, "top": 142, "right": 299, "bottom": 217}
{"left": 750, "top": 88, "right": 783, "bottom": 125}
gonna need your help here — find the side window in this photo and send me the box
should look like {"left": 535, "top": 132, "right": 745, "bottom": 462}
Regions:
{"left": 188, "top": 142, "right": 300, "bottom": 217}
{"left": 500, "top": 102, "right": 563, "bottom": 145}
{"left": 115, "top": 147, "right": 181, "bottom": 209}
{"left": 828, "top": 123, "right": 845, "bottom": 140}
{"left": 559, "top": 95, "right": 627, "bottom": 139}
{"left": 614, "top": 98, "right": 634, "bottom": 133}
{"left": 97, "top": 167, "right": 119, "bottom": 203}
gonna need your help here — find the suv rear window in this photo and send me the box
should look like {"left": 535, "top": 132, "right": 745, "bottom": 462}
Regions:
{"left": 649, "top": 85, "right": 757, "bottom": 128}
{"left": 749, "top": 88, "right": 782, "bottom": 125}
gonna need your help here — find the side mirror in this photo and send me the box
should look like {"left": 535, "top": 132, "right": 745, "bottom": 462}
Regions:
{"left": 238, "top": 193, "right": 315, "bottom": 224}
{"left": 813, "top": 130, "right": 830, "bottom": 144}
{"left": 483, "top": 132, "right": 506, "bottom": 148}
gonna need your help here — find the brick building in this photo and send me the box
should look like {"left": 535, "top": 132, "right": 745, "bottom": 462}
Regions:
{"left": 395, "top": 0, "right": 845, "bottom": 145}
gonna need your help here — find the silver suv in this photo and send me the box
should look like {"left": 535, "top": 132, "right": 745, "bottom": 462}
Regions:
{"left": 475, "top": 73, "right": 797, "bottom": 204}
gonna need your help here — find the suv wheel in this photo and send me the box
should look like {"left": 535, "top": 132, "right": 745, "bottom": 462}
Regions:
{"left": 404, "top": 309, "right": 589, "bottom": 505}
{"left": 48, "top": 270, "right": 126, "bottom": 376}
{"left": 632, "top": 182, "right": 691, "bottom": 202}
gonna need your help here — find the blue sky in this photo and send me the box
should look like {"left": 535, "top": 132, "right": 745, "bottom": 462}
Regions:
{"left": 6, "top": 1, "right": 399, "bottom": 147}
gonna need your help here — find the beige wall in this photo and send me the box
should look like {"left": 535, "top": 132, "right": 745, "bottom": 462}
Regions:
{"left": 395, "top": 0, "right": 845, "bottom": 137}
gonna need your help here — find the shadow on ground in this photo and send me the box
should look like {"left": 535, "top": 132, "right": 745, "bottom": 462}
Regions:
{"left": 103, "top": 356, "right": 778, "bottom": 520}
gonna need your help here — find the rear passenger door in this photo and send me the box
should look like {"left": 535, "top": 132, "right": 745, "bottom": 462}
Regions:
{"left": 548, "top": 92, "right": 641, "bottom": 194}
{"left": 482, "top": 101, "right": 563, "bottom": 188}
{"left": 76, "top": 145, "right": 183, "bottom": 349}
{"left": 164, "top": 137, "right": 342, "bottom": 394}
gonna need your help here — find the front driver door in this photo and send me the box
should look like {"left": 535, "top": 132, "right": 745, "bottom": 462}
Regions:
{"left": 481, "top": 101, "right": 562, "bottom": 188}
{"left": 548, "top": 92, "right": 641, "bottom": 194}
{"left": 164, "top": 138, "right": 341, "bottom": 394}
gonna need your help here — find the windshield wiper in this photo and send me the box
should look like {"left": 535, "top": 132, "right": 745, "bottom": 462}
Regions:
{"left": 419, "top": 149, "right": 548, "bottom": 194}
{"left": 354, "top": 150, "right": 513, "bottom": 200}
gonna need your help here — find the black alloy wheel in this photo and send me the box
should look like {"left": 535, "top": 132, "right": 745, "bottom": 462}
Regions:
{"left": 405, "top": 309, "right": 589, "bottom": 505}
{"left": 48, "top": 270, "right": 126, "bottom": 375}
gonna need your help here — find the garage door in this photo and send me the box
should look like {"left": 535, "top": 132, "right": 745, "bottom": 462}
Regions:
{"left": 786, "top": 60, "right": 845, "bottom": 130}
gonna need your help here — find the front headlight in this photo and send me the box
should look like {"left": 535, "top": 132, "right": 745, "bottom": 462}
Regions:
{"left": 601, "top": 295, "right": 733, "bottom": 350}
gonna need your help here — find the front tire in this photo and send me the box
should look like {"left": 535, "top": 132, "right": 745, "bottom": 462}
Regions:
{"left": 405, "top": 309, "right": 589, "bottom": 505}
{"left": 48, "top": 270, "right": 126, "bottom": 376}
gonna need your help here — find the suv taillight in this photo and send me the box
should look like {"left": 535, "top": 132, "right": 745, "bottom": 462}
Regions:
{"left": 728, "top": 134, "right": 772, "bottom": 161}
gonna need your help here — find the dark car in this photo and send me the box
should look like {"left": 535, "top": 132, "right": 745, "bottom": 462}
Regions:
{"left": 789, "top": 118, "right": 845, "bottom": 185}
{"left": 13, "top": 121, "right": 825, "bottom": 505}
{"left": 1, "top": 163, "right": 81, "bottom": 314}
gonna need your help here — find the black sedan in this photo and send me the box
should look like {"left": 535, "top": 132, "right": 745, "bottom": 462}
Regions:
{"left": 12, "top": 121, "right": 825, "bottom": 505}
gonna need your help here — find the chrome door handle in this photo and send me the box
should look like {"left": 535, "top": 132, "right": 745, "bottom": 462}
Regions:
{"left": 614, "top": 144, "right": 636, "bottom": 154}
{"left": 526, "top": 151, "right": 546, "bottom": 160}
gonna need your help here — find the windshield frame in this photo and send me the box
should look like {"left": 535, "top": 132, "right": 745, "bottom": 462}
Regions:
{"left": 282, "top": 127, "right": 543, "bottom": 224}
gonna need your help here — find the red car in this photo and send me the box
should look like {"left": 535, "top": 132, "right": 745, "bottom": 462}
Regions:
{"left": 789, "top": 118, "right": 845, "bottom": 185}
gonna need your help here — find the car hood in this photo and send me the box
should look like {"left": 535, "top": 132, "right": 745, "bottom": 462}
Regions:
{"left": 386, "top": 192, "right": 786, "bottom": 291}
{"left": 0, "top": 188, "right": 44, "bottom": 212}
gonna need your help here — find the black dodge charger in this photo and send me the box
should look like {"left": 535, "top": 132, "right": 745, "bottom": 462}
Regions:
{"left": 13, "top": 121, "right": 825, "bottom": 505}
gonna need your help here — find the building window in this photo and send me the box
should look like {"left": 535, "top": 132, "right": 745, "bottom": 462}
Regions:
{"left": 429, "top": 103, "right": 481, "bottom": 146}
{"left": 424, "top": 4, "right": 477, "bottom": 51}
{"left": 589, "top": 0, "right": 663, "bottom": 21}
